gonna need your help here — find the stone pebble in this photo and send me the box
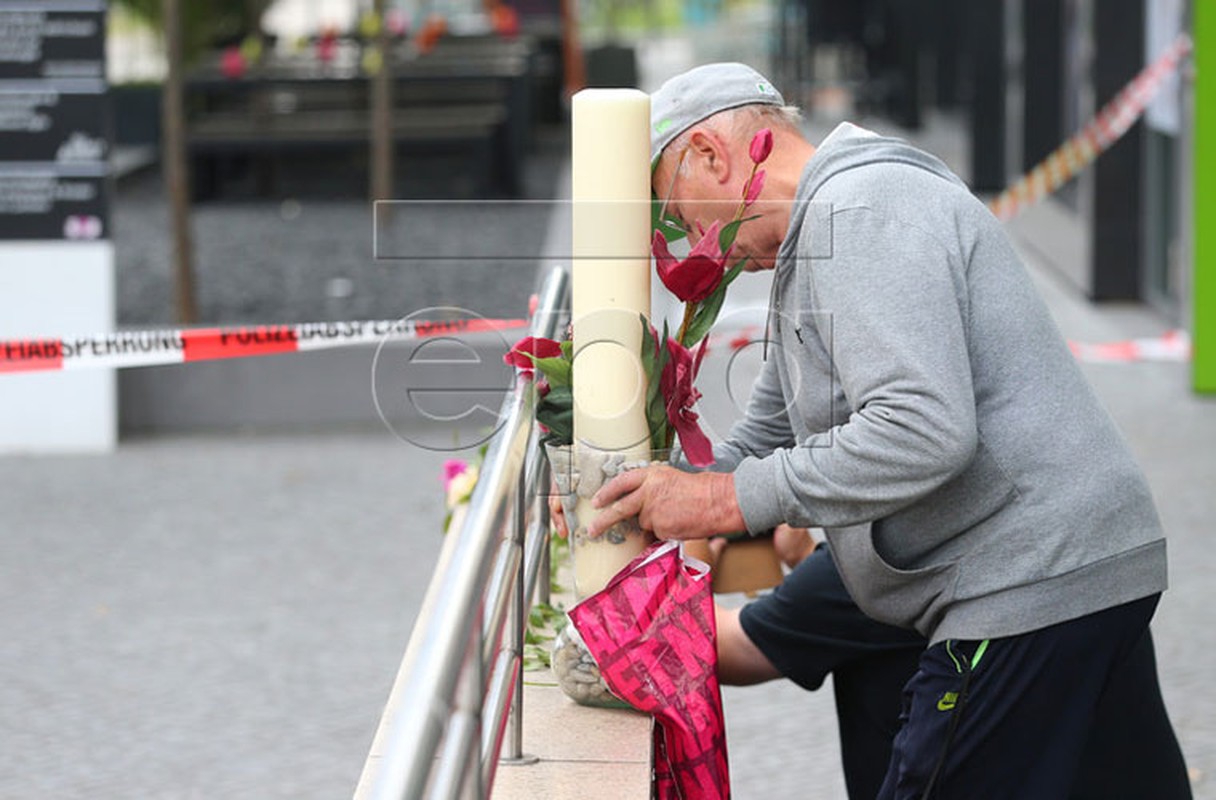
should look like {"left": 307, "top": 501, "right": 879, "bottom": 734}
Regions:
{"left": 551, "top": 625, "right": 629, "bottom": 709}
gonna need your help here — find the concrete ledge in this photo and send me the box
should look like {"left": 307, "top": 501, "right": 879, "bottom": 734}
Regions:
{"left": 493, "top": 680, "right": 652, "bottom": 799}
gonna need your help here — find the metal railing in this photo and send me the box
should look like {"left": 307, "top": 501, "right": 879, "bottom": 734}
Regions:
{"left": 354, "top": 267, "right": 567, "bottom": 800}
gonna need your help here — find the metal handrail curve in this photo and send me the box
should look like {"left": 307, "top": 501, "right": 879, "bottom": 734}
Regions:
{"left": 354, "top": 267, "right": 568, "bottom": 800}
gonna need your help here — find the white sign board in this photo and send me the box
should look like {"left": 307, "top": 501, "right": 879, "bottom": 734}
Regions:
{"left": 1, "top": 0, "right": 115, "bottom": 453}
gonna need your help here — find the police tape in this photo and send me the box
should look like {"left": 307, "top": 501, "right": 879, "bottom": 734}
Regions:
{"left": 1068, "top": 329, "right": 1191, "bottom": 363}
{"left": 0, "top": 317, "right": 528, "bottom": 375}
{"left": 989, "top": 32, "right": 1192, "bottom": 221}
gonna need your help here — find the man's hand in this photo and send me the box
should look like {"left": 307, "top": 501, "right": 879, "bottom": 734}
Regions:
{"left": 772, "top": 523, "right": 817, "bottom": 568}
{"left": 586, "top": 465, "right": 746, "bottom": 541}
{"left": 548, "top": 490, "right": 569, "bottom": 539}
{"left": 704, "top": 523, "right": 816, "bottom": 569}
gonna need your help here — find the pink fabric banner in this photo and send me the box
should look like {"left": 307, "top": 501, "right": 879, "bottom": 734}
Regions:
{"left": 569, "top": 541, "right": 731, "bottom": 799}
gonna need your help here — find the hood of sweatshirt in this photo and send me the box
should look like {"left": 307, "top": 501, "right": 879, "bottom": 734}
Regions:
{"left": 781, "top": 121, "right": 967, "bottom": 263}
{"left": 763, "top": 122, "right": 968, "bottom": 350}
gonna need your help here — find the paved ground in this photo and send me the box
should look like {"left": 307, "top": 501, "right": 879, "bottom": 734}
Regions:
{"left": 0, "top": 430, "right": 451, "bottom": 799}
{"left": 7, "top": 148, "right": 1215, "bottom": 800}
{"left": 3, "top": 21, "right": 1213, "bottom": 800}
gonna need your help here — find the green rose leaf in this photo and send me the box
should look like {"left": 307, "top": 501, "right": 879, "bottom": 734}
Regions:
{"left": 640, "top": 315, "right": 672, "bottom": 452}
{"left": 536, "top": 385, "right": 573, "bottom": 445}
{"left": 718, "top": 214, "right": 761, "bottom": 253}
{"left": 530, "top": 355, "right": 571, "bottom": 388}
{"left": 651, "top": 198, "right": 688, "bottom": 243}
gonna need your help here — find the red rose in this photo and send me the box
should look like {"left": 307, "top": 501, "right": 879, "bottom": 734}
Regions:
{"left": 504, "top": 336, "right": 562, "bottom": 376}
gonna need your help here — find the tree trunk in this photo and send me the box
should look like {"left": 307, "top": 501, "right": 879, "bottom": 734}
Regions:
{"left": 162, "top": 0, "right": 198, "bottom": 323}
{"left": 370, "top": 0, "right": 394, "bottom": 201}
{"left": 560, "top": 0, "right": 587, "bottom": 99}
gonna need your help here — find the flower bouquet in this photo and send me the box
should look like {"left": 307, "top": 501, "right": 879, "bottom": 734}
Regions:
{"left": 506, "top": 127, "right": 773, "bottom": 462}
{"left": 504, "top": 129, "right": 774, "bottom": 710}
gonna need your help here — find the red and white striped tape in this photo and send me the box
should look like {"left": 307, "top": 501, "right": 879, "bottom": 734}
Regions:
{"left": 0, "top": 317, "right": 527, "bottom": 375}
{"left": 7, "top": 35, "right": 1193, "bottom": 382}
{"left": 1068, "top": 329, "right": 1191, "bottom": 363}
{"left": 989, "top": 32, "right": 1192, "bottom": 221}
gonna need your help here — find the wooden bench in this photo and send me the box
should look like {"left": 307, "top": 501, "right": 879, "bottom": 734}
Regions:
{"left": 185, "top": 38, "right": 535, "bottom": 199}
{"left": 189, "top": 104, "right": 506, "bottom": 197}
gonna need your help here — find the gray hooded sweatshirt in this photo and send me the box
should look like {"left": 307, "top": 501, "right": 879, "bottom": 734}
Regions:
{"left": 721, "top": 123, "right": 1167, "bottom": 645}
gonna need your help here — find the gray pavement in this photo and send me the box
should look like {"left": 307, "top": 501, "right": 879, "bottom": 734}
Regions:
{"left": 2, "top": 26, "right": 1213, "bottom": 800}
{"left": 0, "top": 430, "right": 453, "bottom": 799}
{"left": 5, "top": 163, "right": 1214, "bottom": 800}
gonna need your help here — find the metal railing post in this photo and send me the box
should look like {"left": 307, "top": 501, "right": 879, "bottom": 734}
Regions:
{"left": 471, "top": 602, "right": 485, "bottom": 800}
{"left": 502, "top": 464, "right": 538, "bottom": 765}
{"left": 426, "top": 622, "right": 483, "bottom": 800}
{"left": 538, "top": 452, "right": 552, "bottom": 608}
{"left": 354, "top": 267, "right": 567, "bottom": 800}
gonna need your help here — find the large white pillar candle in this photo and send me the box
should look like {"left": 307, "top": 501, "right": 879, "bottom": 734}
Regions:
{"left": 568, "top": 88, "right": 653, "bottom": 596}
{"left": 571, "top": 88, "right": 652, "bottom": 452}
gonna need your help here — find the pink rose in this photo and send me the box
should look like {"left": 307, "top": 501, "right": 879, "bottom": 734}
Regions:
{"left": 442, "top": 459, "right": 470, "bottom": 491}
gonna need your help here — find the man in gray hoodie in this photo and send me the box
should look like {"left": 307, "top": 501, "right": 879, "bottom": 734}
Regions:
{"left": 586, "top": 62, "right": 1186, "bottom": 798}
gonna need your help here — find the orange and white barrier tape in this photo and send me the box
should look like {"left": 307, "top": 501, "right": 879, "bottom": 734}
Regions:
{"left": 989, "top": 32, "right": 1192, "bottom": 221}
{"left": 1068, "top": 329, "right": 1191, "bottom": 363}
{"left": 0, "top": 317, "right": 526, "bottom": 375}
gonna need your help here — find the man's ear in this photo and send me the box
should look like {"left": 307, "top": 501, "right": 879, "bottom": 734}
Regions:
{"left": 688, "top": 129, "right": 732, "bottom": 185}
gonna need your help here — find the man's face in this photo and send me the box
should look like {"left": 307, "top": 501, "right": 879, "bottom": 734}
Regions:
{"left": 652, "top": 143, "right": 781, "bottom": 272}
